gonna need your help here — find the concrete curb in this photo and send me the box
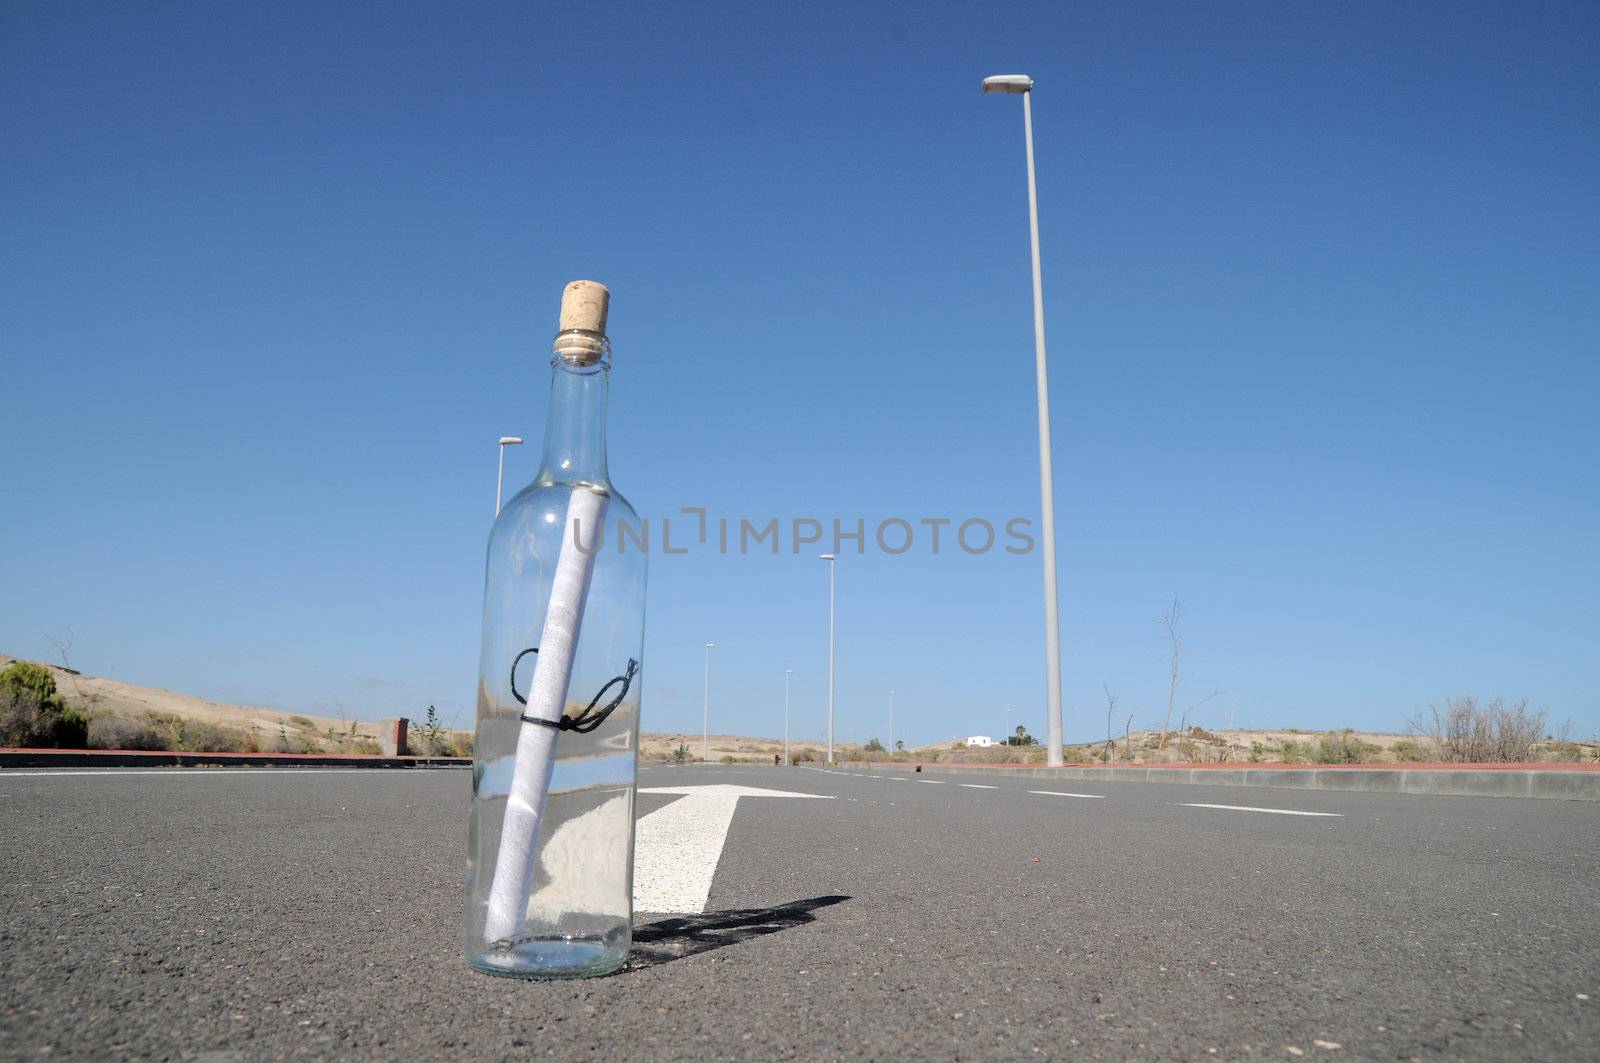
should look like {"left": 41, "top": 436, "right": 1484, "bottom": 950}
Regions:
{"left": 0, "top": 748, "right": 471, "bottom": 770}
{"left": 839, "top": 762, "right": 1600, "bottom": 801}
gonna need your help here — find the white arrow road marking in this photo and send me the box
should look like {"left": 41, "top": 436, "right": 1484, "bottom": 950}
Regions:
{"left": 1029, "top": 790, "right": 1107, "bottom": 799}
{"left": 1181, "top": 803, "right": 1342, "bottom": 817}
{"left": 634, "top": 784, "right": 831, "bottom": 914}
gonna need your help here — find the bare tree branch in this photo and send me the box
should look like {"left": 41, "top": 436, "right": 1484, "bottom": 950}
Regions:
{"left": 1103, "top": 684, "right": 1118, "bottom": 763}
{"left": 1157, "top": 598, "right": 1183, "bottom": 751}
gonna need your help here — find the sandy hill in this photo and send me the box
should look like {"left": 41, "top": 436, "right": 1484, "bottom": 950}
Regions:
{"left": 0, "top": 652, "right": 386, "bottom": 740}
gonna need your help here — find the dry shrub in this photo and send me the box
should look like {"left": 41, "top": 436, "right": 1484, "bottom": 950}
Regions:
{"left": 1314, "top": 730, "right": 1377, "bottom": 764}
{"left": 267, "top": 730, "right": 319, "bottom": 754}
{"left": 1408, "top": 697, "right": 1546, "bottom": 763}
{"left": 178, "top": 719, "right": 259, "bottom": 752}
{"left": 87, "top": 713, "right": 257, "bottom": 752}
{"left": 88, "top": 715, "right": 174, "bottom": 751}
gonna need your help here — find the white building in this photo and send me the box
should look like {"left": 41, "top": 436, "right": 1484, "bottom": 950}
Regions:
{"left": 965, "top": 735, "right": 995, "bottom": 748}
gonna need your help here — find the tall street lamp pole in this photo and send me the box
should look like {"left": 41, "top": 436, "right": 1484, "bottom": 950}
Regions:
{"left": 784, "top": 669, "right": 794, "bottom": 767}
{"left": 820, "top": 553, "right": 836, "bottom": 764}
{"left": 495, "top": 436, "right": 524, "bottom": 516}
{"left": 889, "top": 690, "right": 896, "bottom": 754}
{"left": 983, "top": 72, "right": 1065, "bottom": 768}
{"left": 702, "top": 642, "right": 715, "bottom": 763}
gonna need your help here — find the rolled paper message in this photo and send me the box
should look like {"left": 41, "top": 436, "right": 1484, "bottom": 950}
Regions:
{"left": 483, "top": 485, "right": 608, "bottom": 945}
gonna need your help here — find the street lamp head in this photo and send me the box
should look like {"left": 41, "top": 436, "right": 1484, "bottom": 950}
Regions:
{"left": 705, "top": 642, "right": 715, "bottom": 648}
{"left": 819, "top": 553, "right": 836, "bottom": 561}
{"left": 982, "top": 74, "right": 1033, "bottom": 94}
{"left": 498, "top": 436, "right": 524, "bottom": 446}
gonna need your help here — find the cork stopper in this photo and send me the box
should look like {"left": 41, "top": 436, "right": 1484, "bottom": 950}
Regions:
{"left": 559, "top": 280, "right": 609, "bottom": 335}
{"left": 552, "top": 280, "right": 611, "bottom": 365}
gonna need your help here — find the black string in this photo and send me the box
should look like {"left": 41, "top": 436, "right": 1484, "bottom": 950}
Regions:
{"left": 511, "top": 647, "right": 637, "bottom": 734}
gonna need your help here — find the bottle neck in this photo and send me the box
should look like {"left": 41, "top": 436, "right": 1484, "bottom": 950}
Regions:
{"left": 535, "top": 359, "right": 610, "bottom": 488}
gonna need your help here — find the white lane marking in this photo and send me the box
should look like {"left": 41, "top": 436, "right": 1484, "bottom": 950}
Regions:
{"left": 959, "top": 783, "right": 998, "bottom": 789}
{"left": 1029, "top": 790, "right": 1107, "bottom": 799}
{"left": 1181, "top": 803, "right": 1342, "bottom": 817}
{"left": 885, "top": 777, "right": 908, "bottom": 781}
{"left": 0, "top": 769, "right": 400, "bottom": 777}
{"left": 634, "top": 784, "right": 831, "bottom": 913}
{"left": 918, "top": 780, "right": 946, "bottom": 784}
{"left": 866, "top": 775, "right": 886, "bottom": 779}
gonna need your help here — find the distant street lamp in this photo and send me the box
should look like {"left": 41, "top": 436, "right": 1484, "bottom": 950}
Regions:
{"left": 703, "top": 642, "right": 716, "bottom": 762}
{"left": 982, "top": 72, "right": 1065, "bottom": 768}
{"left": 784, "top": 669, "right": 795, "bottom": 766}
{"left": 495, "top": 436, "right": 524, "bottom": 516}
{"left": 820, "top": 553, "right": 836, "bottom": 763}
{"left": 889, "top": 690, "right": 896, "bottom": 754}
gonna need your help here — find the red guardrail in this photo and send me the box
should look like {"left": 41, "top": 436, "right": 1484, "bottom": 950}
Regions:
{"left": 0, "top": 747, "right": 470, "bottom": 768}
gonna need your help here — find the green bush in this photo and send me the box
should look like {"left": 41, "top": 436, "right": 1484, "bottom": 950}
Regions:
{"left": 790, "top": 748, "right": 816, "bottom": 763}
{"left": 288, "top": 715, "right": 316, "bottom": 730}
{"left": 1278, "top": 739, "right": 1304, "bottom": 764}
{"left": 1, "top": 661, "right": 56, "bottom": 700}
{"left": 1390, "top": 739, "right": 1423, "bottom": 762}
{"left": 720, "top": 754, "right": 736, "bottom": 764}
{"left": 863, "top": 738, "right": 885, "bottom": 753}
{"left": 1314, "top": 730, "right": 1376, "bottom": 764}
{"left": 0, "top": 661, "right": 86, "bottom": 748}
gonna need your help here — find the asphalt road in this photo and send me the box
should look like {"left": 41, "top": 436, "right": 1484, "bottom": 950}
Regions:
{"left": 1, "top": 764, "right": 1595, "bottom": 1060}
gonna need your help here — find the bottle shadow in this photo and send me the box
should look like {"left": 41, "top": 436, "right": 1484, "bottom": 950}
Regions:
{"left": 625, "top": 894, "right": 850, "bottom": 972}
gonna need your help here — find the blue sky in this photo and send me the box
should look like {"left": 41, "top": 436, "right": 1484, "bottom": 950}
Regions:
{"left": 2, "top": 1, "right": 1596, "bottom": 744}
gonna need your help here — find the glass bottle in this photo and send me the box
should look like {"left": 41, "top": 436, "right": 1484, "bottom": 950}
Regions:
{"left": 464, "top": 281, "right": 646, "bottom": 978}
